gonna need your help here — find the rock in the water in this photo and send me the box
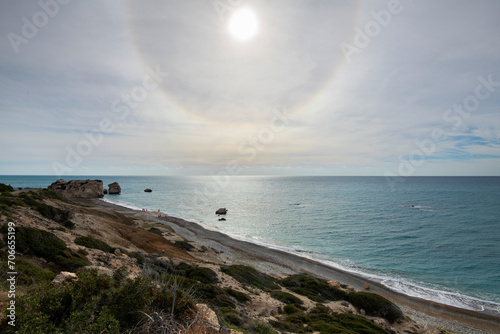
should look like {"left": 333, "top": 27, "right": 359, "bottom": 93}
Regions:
{"left": 218, "top": 218, "right": 226, "bottom": 221}
{"left": 108, "top": 182, "right": 121, "bottom": 194}
{"left": 48, "top": 179, "right": 104, "bottom": 198}
{"left": 103, "top": 189, "right": 108, "bottom": 194}
{"left": 216, "top": 208, "right": 227, "bottom": 215}
{"left": 144, "top": 188, "right": 152, "bottom": 192}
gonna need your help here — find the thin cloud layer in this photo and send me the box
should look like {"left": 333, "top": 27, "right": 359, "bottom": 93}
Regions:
{"left": 0, "top": 0, "right": 499, "bottom": 176}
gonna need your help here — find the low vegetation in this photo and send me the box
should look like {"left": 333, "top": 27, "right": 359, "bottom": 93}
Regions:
{"left": 270, "top": 290, "right": 304, "bottom": 305}
{"left": 280, "top": 273, "right": 347, "bottom": 302}
{"left": 0, "top": 258, "right": 55, "bottom": 288}
{"left": 0, "top": 184, "right": 14, "bottom": 193}
{"left": 74, "top": 236, "right": 115, "bottom": 253}
{"left": 0, "top": 268, "right": 196, "bottom": 334}
{"left": 148, "top": 227, "right": 164, "bottom": 236}
{"left": 1, "top": 225, "right": 90, "bottom": 271}
{"left": 346, "top": 291, "right": 404, "bottom": 323}
{"left": 271, "top": 303, "right": 391, "bottom": 334}
{"left": 173, "top": 240, "right": 195, "bottom": 251}
{"left": 221, "top": 264, "right": 280, "bottom": 290}
{"left": 21, "top": 193, "right": 75, "bottom": 229}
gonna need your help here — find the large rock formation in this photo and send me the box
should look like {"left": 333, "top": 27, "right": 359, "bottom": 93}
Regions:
{"left": 48, "top": 179, "right": 104, "bottom": 198}
{"left": 108, "top": 182, "right": 121, "bottom": 195}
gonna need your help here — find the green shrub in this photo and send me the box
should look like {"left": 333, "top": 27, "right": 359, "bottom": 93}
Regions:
{"left": 38, "top": 189, "right": 64, "bottom": 200}
{"left": 280, "top": 274, "right": 347, "bottom": 302}
{"left": 283, "top": 304, "right": 301, "bottom": 314}
{"left": 221, "top": 265, "right": 280, "bottom": 290}
{"left": 0, "top": 184, "right": 14, "bottom": 192}
{"left": 74, "top": 236, "right": 115, "bottom": 253}
{"left": 270, "top": 290, "right": 303, "bottom": 305}
{"left": 251, "top": 320, "right": 277, "bottom": 334}
{"left": 0, "top": 259, "right": 55, "bottom": 287}
{"left": 129, "top": 251, "right": 146, "bottom": 265}
{"left": 346, "top": 291, "right": 404, "bottom": 323}
{"left": 13, "top": 226, "right": 66, "bottom": 259}
{"left": 3, "top": 226, "right": 90, "bottom": 270}
{"left": 308, "top": 304, "right": 390, "bottom": 333}
{"left": 270, "top": 304, "right": 390, "bottom": 334}
{"left": 174, "top": 240, "right": 195, "bottom": 251}
{"left": 0, "top": 196, "right": 24, "bottom": 209}
{"left": 175, "top": 263, "right": 218, "bottom": 284}
{"left": 219, "top": 307, "right": 244, "bottom": 328}
{"left": 148, "top": 227, "right": 163, "bottom": 235}
{"left": 192, "top": 282, "right": 225, "bottom": 301}
{"left": 225, "top": 288, "right": 251, "bottom": 303}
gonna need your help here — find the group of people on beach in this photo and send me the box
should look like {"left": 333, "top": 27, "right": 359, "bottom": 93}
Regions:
{"left": 141, "top": 208, "right": 166, "bottom": 218}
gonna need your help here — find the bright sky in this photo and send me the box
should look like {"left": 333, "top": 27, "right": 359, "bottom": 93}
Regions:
{"left": 1, "top": 0, "right": 499, "bottom": 176}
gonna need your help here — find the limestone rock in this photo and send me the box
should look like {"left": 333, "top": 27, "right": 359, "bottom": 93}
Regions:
{"left": 103, "top": 189, "right": 108, "bottom": 194}
{"left": 196, "top": 304, "right": 219, "bottom": 330}
{"left": 108, "top": 182, "right": 121, "bottom": 194}
{"left": 328, "top": 280, "right": 340, "bottom": 288}
{"left": 52, "top": 271, "right": 77, "bottom": 284}
{"left": 48, "top": 179, "right": 104, "bottom": 198}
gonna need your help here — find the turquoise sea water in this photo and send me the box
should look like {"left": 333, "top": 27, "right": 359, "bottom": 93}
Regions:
{"left": 2, "top": 175, "right": 500, "bottom": 313}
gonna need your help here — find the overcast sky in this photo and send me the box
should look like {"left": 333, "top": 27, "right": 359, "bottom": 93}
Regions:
{"left": 1, "top": 0, "right": 499, "bottom": 176}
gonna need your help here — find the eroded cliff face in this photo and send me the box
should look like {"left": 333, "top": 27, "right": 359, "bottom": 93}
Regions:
{"left": 48, "top": 179, "right": 104, "bottom": 198}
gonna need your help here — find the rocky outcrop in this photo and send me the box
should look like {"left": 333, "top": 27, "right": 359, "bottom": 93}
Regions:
{"left": 144, "top": 188, "right": 152, "bottom": 193}
{"left": 216, "top": 208, "right": 227, "bottom": 215}
{"left": 108, "top": 182, "right": 121, "bottom": 195}
{"left": 52, "top": 271, "right": 77, "bottom": 284}
{"left": 48, "top": 179, "right": 104, "bottom": 198}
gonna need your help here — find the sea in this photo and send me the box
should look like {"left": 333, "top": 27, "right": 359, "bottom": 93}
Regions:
{"left": 1, "top": 175, "right": 499, "bottom": 314}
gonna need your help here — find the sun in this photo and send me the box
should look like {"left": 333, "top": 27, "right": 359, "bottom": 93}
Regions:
{"left": 228, "top": 8, "right": 258, "bottom": 41}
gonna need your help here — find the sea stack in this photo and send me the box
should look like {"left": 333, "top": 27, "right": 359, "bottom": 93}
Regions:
{"left": 216, "top": 208, "right": 228, "bottom": 215}
{"left": 108, "top": 182, "right": 121, "bottom": 195}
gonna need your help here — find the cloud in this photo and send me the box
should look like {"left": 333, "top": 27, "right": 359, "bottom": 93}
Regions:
{"left": 0, "top": 0, "right": 499, "bottom": 176}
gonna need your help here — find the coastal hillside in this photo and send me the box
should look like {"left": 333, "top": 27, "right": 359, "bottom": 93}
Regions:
{"left": 0, "top": 183, "right": 459, "bottom": 333}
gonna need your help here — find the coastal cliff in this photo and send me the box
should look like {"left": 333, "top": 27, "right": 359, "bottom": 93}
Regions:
{"left": 0, "top": 183, "right": 497, "bottom": 333}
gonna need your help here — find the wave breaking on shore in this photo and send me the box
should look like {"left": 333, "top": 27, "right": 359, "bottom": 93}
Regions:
{"left": 102, "top": 197, "right": 500, "bottom": 317}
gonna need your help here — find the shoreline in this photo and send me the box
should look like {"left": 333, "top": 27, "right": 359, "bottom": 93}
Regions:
{"left": 94, "top": 198, "right": 500, "bottom": 333}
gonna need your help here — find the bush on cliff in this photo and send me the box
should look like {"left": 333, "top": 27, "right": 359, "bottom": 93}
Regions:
{"left": 222, "top": 265, "right": 280, "bottom": 290}
{"left": 0, "top": 258, "right": 55, "bottom": 288}
{"left": 0, "top": 183, "right": 14, "bottom": 193}
{"left": 1, "top": 226, "right": 89, "bottom": 270}
{"left": 74, "top": 236, "right": 115, "bottom": 253}
{"left": 19, "top": 192, "right": 74, "bottom": 228}
{"left": 280, "top": 274, "right": 347, "bottom": 302}
{"left": 270, "top": 303, "right": 390, "bottom": 334}
{"left": 346, "top": 291, "right": 404, "bottom": 323}
{"left": 270, "top": 290, "right": 304, "bottom": 305}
